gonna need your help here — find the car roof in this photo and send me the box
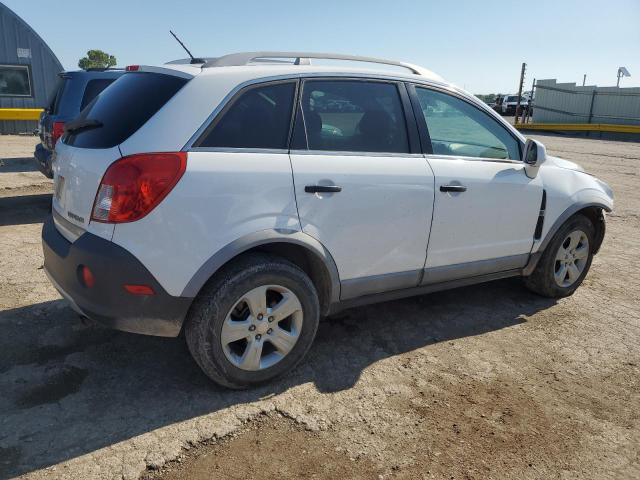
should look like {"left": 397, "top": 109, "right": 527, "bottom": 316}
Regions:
{"left": 161, "top": 51, "right": 446, "bottom": 84}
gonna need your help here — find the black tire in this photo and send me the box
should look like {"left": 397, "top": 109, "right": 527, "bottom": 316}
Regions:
{"left": 524, "top": 214, "right": 595, "bottom": 298}
{"left": 185, "top": 253, "right": 320, "bottom": 389}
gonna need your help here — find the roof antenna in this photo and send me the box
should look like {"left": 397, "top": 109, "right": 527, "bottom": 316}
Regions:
{"left": 169, "top": 30, "right": 204, "bottom": 64}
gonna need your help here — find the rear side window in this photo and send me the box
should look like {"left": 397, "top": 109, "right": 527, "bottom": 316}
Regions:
{"left": 196, "top": 82, "right": 296, "bottom": 149}
{"left": 298, "top": 80, "right": 409, "bottom": 153}
{"left": 65, "top": 72, "right": 187, "bottom": 149}
{"left": 48, "top": 78, "right": 66, "bottom": 114}
{"left": 80, "top": 79, "right": 115, "bottom": 110}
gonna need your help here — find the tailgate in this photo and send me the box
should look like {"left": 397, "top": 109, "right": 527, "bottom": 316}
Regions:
{"left": 52, "top": 141, "right": 120, "bottom": 240}
{"left": 50, "top": 70, "right": 190, "bottom": 242}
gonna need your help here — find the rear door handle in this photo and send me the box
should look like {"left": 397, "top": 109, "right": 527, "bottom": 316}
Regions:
{"left": 439, "top": 185, "right": 467, "bottom": 193}
{"left": 305, "top": 185, "right": 342, "bottom": 193}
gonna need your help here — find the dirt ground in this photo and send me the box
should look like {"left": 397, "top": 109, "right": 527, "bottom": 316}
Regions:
{"left": 0, "top": 133, "right": 638, "bottom": 480}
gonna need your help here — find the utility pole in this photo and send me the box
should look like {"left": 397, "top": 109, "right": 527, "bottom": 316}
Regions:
{"left": 525, "top": 77, "right": 535, "bottom": 124}
{"left": 583, "top": 74, "right": 587, "bottom": 86}
{"left": 514, "top": 62, "right": 526, "bottom": 125}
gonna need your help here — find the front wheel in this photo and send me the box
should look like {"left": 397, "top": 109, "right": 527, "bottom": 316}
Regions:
{"left": 185, "top": 253, "right": 320, "bottom": 389}
{"left": 524, "top": 214, "right": 595, "bottom": 298}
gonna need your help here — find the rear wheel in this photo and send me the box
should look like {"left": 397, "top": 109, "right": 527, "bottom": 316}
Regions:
{"left": 185, "top": 253, "right": 320, "bottom": 389}
{"left": 524, "top": 214, "right": 595, "bottom": 298}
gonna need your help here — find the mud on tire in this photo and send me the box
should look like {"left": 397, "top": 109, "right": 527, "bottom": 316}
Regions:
{"left": 185, "top": 253, "right": 320, "bottom": 389}
{"left": 524, "top": 214, "right": 595, "bottom": 298}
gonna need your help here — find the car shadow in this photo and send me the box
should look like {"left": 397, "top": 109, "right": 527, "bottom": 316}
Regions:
{"left": 0, "top": 278, "right": 556, "bottom": 478}
{"left": 0, "top": 157, "right": 39, "bottom": 174}
{"left": 0, "top": 194, "right": 51, "bottom": 226}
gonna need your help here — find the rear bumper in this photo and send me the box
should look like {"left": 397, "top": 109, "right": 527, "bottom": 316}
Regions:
{"left": 34, "top": 143, "right": 53, "bottom": 178}
{"left": 41, "top": 215, "right": 193, "bottom": 337}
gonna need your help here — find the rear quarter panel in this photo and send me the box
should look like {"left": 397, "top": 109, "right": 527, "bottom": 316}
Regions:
{"left": 110, "top": 152, "right": 300, "bottom": 297}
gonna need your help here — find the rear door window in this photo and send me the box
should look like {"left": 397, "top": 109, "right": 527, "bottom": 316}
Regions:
{"left": 298, "top": 80, "right": 409, "bottom": 153}
{"left": 80, "top": 79, "right": 115, "bottom": 110}
{"left": 65, "top": 72, "right": 187, "bottom": 149}
{"left": 195, "top": 81, "right": 296, "bottom": 149}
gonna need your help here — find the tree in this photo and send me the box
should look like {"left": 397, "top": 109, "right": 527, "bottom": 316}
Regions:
{"left": 78, "top": 50, "right": 117, "bottom": 70}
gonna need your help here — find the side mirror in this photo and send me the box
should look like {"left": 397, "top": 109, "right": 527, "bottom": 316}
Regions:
{"left": 523, "top": 138, "right": 546, "bottom": 178}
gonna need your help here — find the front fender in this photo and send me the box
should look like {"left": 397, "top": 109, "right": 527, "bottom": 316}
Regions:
{"left": 537, "top": 199, "right": 611, "bottom": 252}
{"left": 535, "top": 162, "right": 613, "bottom": 252}
{"left": 523, "top": 199, "right": 610, "bottom": 276}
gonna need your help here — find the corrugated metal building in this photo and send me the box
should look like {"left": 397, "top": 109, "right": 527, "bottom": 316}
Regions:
{"left": 533, "top": 79, "right": 640, "bottom": 126}
{"left": 0, "top": 1, "right": 63, "bottom": 134}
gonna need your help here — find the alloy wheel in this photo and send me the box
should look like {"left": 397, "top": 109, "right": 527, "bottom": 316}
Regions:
{"left": 554, "top": 230, "right": 590, "bottom": 288}
{"left": 220, "top": 285, "right": 303, "bottom": 371}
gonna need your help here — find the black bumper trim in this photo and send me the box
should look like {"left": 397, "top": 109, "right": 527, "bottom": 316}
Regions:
{"left": 34, "top": 143, "right": 53, "bottom": 178}
{"left": 42, "top": 215, "right": 193, "bottom": 337}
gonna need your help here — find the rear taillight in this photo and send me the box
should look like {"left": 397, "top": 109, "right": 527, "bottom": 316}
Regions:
{"left": 91, "top": 152, "right": 187, "bottom": 223}
{"left": 51, "top": 121, "right": 65, "bottom": 147}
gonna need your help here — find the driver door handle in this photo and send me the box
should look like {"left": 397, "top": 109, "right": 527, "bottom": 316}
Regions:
{"left": 440, "top": 185, "right": 467, "bottom": 193}
{"left": 305, "top": 185, "right": 342, "bottom": 193}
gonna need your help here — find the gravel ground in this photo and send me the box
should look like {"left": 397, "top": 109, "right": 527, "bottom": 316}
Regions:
{"left": 0, "top": 133, "right": 638, "bottom": 480}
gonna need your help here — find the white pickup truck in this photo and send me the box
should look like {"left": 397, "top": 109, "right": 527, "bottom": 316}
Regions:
{"left": 500, "top": 94, "right": 531, "bottom": 115}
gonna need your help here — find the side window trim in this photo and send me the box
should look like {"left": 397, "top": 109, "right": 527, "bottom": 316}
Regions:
{"left": 397, "top": 82, "right": 421, "bottom": 154}
{"left": 426, "top": 153, "right": 523, "bottom": 165}
{"left": 294, "top": 77, "right": 415, "bottom": 156}
{"left": 408, "top": 83, "right": 523, "bottom": 161}
{"left": 289, "top": 101, "right": 308, "bottom": 151}
{"left": 285, "top": 79, "right": 301, "bottom": 150}
{"left": 191, "top": 78, "right": 299, "bottom": 151}
{"left": 405, "top": 82, "right": 433, "bottom": 154}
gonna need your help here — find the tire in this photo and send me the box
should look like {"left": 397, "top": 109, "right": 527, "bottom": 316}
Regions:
{"left": 524, "top": 214, "right": 595, "bottom": 298}
{"left": 185, "top": 253, "right": 320, "bottom": 389}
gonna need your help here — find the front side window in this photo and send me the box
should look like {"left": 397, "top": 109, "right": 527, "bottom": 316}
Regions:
{"left": 415, "top": 87, "right": 520, "bottom": 160}
{"left": 0, "top": 65, "right": 32, "bottom": 97}
{"left": 197, "top": 82, "right": 296, "bottom": 149}
{"left": 299, "top": 80, "right": 409, "bottom": 153}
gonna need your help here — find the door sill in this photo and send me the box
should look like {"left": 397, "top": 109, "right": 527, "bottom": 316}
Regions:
{"left": 329, "top": 269, "right": 522, "bottom": 315}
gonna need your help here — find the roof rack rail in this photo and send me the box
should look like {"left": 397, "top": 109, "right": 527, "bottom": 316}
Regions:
{"left": 166, "top": 57, "right": 217, "bottom": 65}
{"left": 201, "top": 52, "right": 432, "bottom": 76}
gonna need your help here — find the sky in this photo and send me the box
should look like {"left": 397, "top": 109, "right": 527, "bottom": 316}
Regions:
{"left": 4, "top": 0, "right": 640, "bottom": 94}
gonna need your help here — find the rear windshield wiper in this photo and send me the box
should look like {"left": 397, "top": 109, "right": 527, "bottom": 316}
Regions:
{"left": 64, "top": 118, "right": 103, "bottom": 134}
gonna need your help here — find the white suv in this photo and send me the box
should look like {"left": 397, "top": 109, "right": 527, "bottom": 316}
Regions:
{"left": 43, "top": 52, "right": 613, "bottom": 388}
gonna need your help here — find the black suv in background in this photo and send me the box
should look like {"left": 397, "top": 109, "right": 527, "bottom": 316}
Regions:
{"left": 35, "top": 69, "right": 124, "bottom": 177}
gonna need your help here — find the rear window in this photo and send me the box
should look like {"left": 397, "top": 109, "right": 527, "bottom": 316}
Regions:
{"left": 65, "top": 72, "right": 187, "bottom": 149}
{"left": 80, "top": 79, "right": 115, "bottom": 110}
